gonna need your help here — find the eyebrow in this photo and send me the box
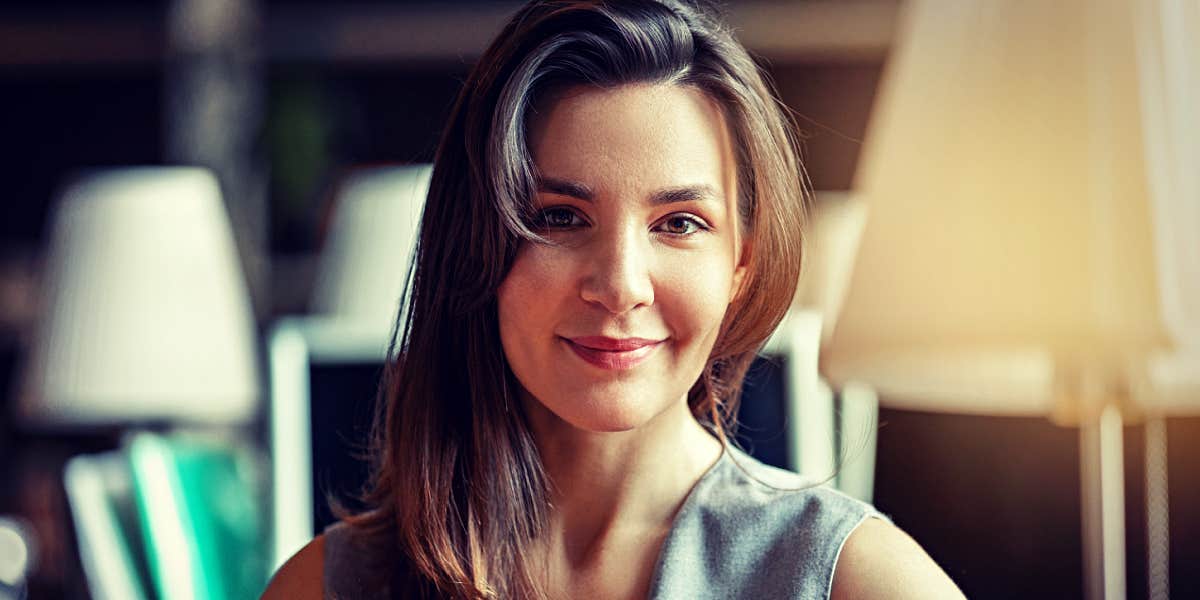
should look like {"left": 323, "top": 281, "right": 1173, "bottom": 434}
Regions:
{"left": 537, "top": 176, "right": 722, "bottom": 206}
{"left": 538, "top": 177, "right": 595, "bottom": 201}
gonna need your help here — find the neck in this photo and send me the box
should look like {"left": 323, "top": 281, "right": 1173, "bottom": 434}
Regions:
{"left": 523, "top": 395, "right": 723, "bottom": 568}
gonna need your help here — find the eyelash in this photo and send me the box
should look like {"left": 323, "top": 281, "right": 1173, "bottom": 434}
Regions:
{"left": 535, "top": 207, "right": 711, "bottom": 237}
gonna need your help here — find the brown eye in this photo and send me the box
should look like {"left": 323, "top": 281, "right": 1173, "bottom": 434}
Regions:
{"left": 537, "top": 207, "right": 585, "bottom": 229}
{"left": 655, "top": 214, "right": 707, "bottom": 236}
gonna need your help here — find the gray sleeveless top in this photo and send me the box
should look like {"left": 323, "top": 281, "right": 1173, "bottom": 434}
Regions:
{"left": 324, "top": 445, "right": 890, "bottom": 599}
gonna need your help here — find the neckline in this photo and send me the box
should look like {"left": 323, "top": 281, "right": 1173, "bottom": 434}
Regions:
{"left": 641, "top": 441, "right": 734, "bottom": 599}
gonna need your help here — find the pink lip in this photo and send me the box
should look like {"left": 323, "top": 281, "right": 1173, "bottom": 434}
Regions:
{"left": 563, "top": 336, "right": 664, "bottom": 370}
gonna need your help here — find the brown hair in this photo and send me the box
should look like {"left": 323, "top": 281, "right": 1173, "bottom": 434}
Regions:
{"left": 344, "top": 1, "right": 808, "bottom": 597}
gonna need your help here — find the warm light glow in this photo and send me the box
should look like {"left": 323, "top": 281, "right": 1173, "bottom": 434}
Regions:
{"left": 827, "top": 0, "right": 1188, "bottom": 418}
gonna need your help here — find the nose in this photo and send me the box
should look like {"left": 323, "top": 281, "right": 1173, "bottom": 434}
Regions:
{"left": 578, "top": 226, "right": 655, "bottom": 314}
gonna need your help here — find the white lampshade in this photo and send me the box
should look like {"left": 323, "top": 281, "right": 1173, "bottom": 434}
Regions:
{"left": 793, "top": 191, "right": 868, "bottom": 346}
{"left": 824, "top": 2, "right": 1199, "bottom": 598}
{"left": 310, "top": 164, "right": 430, "bottom": 330}
{"left": 825, "top": 0, "right": 1197, "bottom": 422}
{"left": 17, "top": 167, "right": 260, "bottom": 427}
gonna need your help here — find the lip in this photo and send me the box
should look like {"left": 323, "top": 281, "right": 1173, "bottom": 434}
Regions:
{"left": 562, "top": 336, "right": 664, "bottom": 370}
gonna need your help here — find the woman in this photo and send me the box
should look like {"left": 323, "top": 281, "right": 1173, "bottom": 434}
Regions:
{"left": 265, "top": 1, "right": 963, "bottom": 598}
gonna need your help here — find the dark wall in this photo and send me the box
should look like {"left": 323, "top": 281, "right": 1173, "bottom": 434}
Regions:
{"left": 0, "top": 68, "right": 163, "bottom": 247}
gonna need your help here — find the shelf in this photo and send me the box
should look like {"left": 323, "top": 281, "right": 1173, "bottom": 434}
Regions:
{"left": 0, "top": 1, "right": 896, "bottom": 67}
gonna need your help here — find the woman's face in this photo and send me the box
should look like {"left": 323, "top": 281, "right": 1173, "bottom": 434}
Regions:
{"left": 497, "top": 83, "right": 747, "bottom": 434}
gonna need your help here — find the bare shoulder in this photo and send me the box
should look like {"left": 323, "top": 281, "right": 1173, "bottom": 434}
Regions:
{"left": 831, "top": 517, "right": 965, "bottom": 600}
{"left": 260, "top": 535, "right": 326, "bottom": 600}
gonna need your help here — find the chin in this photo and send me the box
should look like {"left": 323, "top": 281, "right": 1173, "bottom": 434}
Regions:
{"left": 574, "top": 410, "right": 649, "bottom": 433}
{"left": 551, "top": 391, "right": 675, "bottom": 434}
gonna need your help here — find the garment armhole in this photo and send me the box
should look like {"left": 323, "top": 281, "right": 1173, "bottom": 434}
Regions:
{"left": 826, "top": 513, "right": 890, "bottom": 600}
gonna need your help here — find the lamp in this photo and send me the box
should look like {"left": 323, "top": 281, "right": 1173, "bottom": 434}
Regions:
{"left": 762, "top": 191, "right": 877, "bottom": 502}
{"left": 825, "top": 1, "right": 1199, "bottom": 599}
{"left": 309, "top": 164, "right": 431, "bottom": 329}
{"left": 17, "top": 167, "right": 260, "bottom": 427}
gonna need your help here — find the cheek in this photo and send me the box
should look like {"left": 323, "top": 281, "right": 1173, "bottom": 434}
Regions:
{"left": 497, "top": 245, "right": 567, "bottom": 355}
{"left": 656, "top": 251, "right": 737, "bottom": 350}
{"left": 498, "top": 244, "right": 568, "bottom": 307}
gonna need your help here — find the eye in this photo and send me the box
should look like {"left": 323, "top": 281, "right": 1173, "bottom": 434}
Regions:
{"left": 654, "top": 213, "right": 709, "bottom": 236}
{"left": 535, "top": 206, "right": 587, "bottom": 229}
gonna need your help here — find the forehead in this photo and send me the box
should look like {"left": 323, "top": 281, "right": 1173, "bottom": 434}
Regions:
{"left": 527, "top": 83, "right": 737, "bottom": 201}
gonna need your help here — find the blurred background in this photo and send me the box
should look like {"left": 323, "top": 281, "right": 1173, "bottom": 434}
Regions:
{"left": 0, "top": 1, "right": 1196, "bottom": 599}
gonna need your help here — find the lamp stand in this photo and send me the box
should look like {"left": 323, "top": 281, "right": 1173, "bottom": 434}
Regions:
{"left": 1145, "top": 416, "right": 1170, "bottom": 600}
{"left": 1080, "top": 403, "right": 1126, "bottom": 600}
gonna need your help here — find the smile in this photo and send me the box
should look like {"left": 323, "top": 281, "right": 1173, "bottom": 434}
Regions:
{"left": 562, "top": 336, "right": 663, "bottom": 370}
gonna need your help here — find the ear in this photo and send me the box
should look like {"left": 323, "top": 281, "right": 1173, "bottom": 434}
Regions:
{"left": 730, "top": 239, "right": 752, "bottom": 305}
